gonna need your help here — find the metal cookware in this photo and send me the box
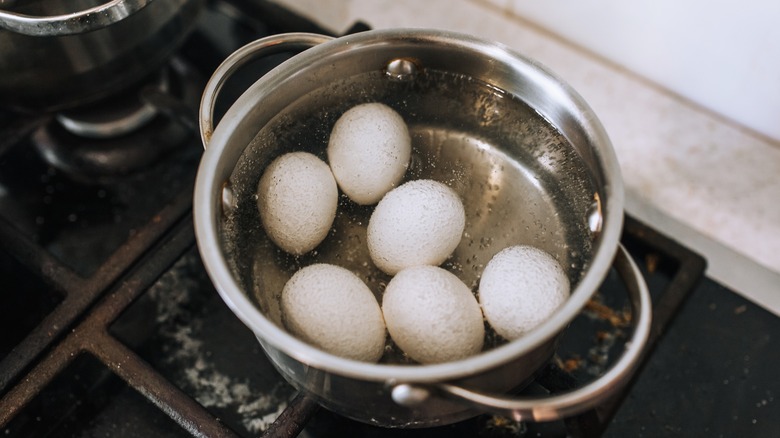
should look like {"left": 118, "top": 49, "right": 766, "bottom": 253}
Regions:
{"left": 194, "top": 30, "right": 651, "bottom": 427}
{"left": 0, "top": 0, "right": 204, "bottom": 112}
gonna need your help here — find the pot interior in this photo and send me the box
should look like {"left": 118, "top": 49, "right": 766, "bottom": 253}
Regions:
{"left": 220, "top": 63, "right": 599, "bottom": 363}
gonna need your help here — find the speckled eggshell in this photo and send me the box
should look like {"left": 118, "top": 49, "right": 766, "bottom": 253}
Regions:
{"left": 367, "top": 179, "right": 465, "bottom": 275}
{"left": 478, "top": 245, "right": 570, "bottom": 341}
{"left": 281, "top": 263, "right": 386, "bottom": 362}
{"left": 327, "top": 103, "right": 411, "bottom": 205}
{"left": 257, "top": 152, "right": 338, "bottom": 256}
{"left": 382, "top": 265, "right": 484, "bottom": 364}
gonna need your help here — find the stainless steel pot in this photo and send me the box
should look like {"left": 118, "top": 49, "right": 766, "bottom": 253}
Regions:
{"left": 0, "top": 0, "right": 204, "bottom": 112}
{"left": 194, "top": 30, "right": 651, "bottom": 427}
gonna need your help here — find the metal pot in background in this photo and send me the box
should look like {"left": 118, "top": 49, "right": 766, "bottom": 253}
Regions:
{"left": 0, "top": 0, "right": 205, "bottom": 113}
{"left": 194, "top": 30, "right": 652, "bottom": 427}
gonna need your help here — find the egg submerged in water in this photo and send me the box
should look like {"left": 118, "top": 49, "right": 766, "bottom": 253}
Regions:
{"left": 478, "top": 245, "right": 570, "bottom": 341}
{"left": 327, "top": 102, "right": 411, "bottom": 205}
{"left": 367, "top": 179, "right": 466, "bottom": 275}
{"left": 281, "top": 263, "right": 386, "bottom": 362}
{"left": 382, "top": 265, "right": 484, "bottom": 364}
{"left": 256, "top": 152, "right": 338, "bottom": 256}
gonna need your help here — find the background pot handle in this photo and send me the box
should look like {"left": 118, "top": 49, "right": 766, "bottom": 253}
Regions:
{"left": 391, "top": 243, "right": 652, "bottom": 422}
{"left": 0, "top": 0, "right": 151, "bottom": 36}
{"left": 198, "top": 33, "right": 333, "bottom": 149}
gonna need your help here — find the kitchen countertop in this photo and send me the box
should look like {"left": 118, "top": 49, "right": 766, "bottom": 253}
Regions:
{"left": 268, "top": 0, "right": 780, "bottom": 315}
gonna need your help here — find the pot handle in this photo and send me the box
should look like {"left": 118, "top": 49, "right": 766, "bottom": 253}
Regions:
{"left": 199, "top": 33, "right": 334, "bottom": 149}
{"left": 391, "top": 243, "right": 652, "bottom": 423}
{"left": 0, "top": 0, "right": 151, "bottom": 36}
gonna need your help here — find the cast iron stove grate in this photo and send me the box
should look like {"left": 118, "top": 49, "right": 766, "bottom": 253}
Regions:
{"left": 0, "top": 205, "right": 706, "bottom": 438}
{"left": 0, "top": 1, "right": 712, "bottom": 437}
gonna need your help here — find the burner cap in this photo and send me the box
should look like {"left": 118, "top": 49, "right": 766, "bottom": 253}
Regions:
{"left": 55, "top": 71, "right": 169, "bottom": 139}
{"left": 33, "top": 115, "right": 190, "bottom": 182}
{"left": 31, "top": 61, "right": 202, "bottom": 182}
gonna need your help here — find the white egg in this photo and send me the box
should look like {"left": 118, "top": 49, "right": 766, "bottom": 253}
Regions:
{"left": 367, "top": 179, "right": 465, "bottom": 275}
{"left": 257, "top": 152, "right": 338, "bottom": 256}
{"left": 327, "top": 102, "right": 411, "bottom": 205}
{"left": 382, "top": 266, "right": 484, "bottom": 364}
{"left": 281, "top": 264, "right": 386, "bottom": 362}
{"left": 478, "top": 245, "right": 570, "bottom": 341}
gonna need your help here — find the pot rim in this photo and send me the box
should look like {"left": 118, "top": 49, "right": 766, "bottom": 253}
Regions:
{"left": 194, "top": 28, "right": 624, "bottom": 383}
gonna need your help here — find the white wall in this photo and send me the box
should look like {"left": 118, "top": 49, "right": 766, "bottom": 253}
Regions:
{"left": 492, "top": 0, "right": 780, "bottom": 142}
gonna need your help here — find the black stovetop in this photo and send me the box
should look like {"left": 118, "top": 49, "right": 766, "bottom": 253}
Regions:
{"left": 1, "top": 1, "right": 778, "bottom": 437}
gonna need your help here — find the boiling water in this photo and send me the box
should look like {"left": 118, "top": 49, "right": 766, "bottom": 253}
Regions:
{"left": 223, "top": 68, "right": 595, "bottom": 363}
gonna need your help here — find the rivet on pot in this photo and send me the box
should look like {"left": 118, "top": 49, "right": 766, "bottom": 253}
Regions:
{"left": 587, "top": 192, "right": 603, "bottom": 235}
{"left": 221, "top": 181, "right": 236, "bottom": 217}
{"left": 385, "top": 58, "right": 418, "bottom": 81}
{"left": 391, "top": 383, "right": 430, "bottom": 407}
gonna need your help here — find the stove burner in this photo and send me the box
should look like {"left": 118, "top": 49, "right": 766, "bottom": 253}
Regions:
{"left": 30, "top": 61, "right": 202, "bottom": 181}
{"left": 54, "top": 72, "right": 168, "bottom": 139}
{"left": 32, "top": 113, "right": 189, "bottom": 182}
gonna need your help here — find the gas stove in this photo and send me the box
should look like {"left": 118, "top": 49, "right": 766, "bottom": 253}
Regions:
{"left": 1, "top": 1, "right": 777, "bottom": 437}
